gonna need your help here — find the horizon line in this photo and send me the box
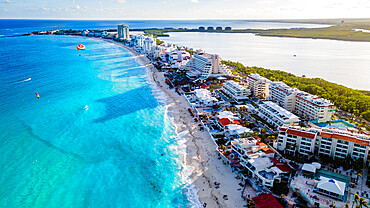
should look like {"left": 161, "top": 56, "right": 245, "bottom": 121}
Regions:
{"left": 1, "top": 17, "right": 370, "bottom": 21}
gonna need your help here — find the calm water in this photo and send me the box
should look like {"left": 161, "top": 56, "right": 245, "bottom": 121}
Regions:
{"left": 0, "top": 19, "right": 326, "bottom": 37}
{"left": 160, "top": 32, "right": 370, "bottom": 90}
{"left": 0, "top": 35, "right": 195, "bottom": 207}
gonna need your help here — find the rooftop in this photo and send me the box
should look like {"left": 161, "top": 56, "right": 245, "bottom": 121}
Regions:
{"left": 286, "top": 128, "right": 316, "bottom": 139}
{"left": 224, "top": 80, "right": 248, "bottom": 91}
{"left": 317, "top": 176, "right": 346, "bottom": 196}
{"left": 259, "top": 101, "right": 300, "bottom": 121}
{"left": 270, "top": 81, "right": 300, "bottom": 95}
{"left": 296, "top": 92, "right": 334, "bottom": 107}
{"left": 252, "top": 193, "right": 283, "bottom": 208}
{"left": 218, "top": 118, "right": 240, "bottom": 127}
{"left": 248, "top": 73, "right": 271, "bottom": 82}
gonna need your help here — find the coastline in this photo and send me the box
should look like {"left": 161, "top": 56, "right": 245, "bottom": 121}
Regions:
{"left": 105, "top": 39, "right": 246, "bottom": 207}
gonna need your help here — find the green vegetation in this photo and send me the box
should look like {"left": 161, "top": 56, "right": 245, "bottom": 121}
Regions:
{"left": 185, "top": 48, "right": 196, "bottom": 55}
{"left": 156, "top": 38, "right": 164, "bottom": 45}
{"left": 251, "top": 25, "right": 370, "bottom": 42}
{"left": 222, "top": 60, "right": 370, "bottom": 122}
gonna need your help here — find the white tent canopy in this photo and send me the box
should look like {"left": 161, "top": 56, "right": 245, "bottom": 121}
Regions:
{"left": 317, "top": 176, "right": 346, "bottom": 196}
{"left": 302, "top": 163, "right": 317, "bottom": 173}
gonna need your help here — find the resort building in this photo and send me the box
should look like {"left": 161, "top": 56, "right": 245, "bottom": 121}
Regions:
{"left": 295, "top": 92, "right": 336, "bottom": 123}
{"left": 269, "top": 82, "right": 300, "bottom": 112}
{"left": 131, "top": 35, "right": 145, "bottom": 48}
{"left": 257, "top": 101, "right": 300, "bottom": 129}
{"left": 117, "top": 24, "right": 130, "bottom": 41}
{"left": 246, "top": 73, "right": 271, "bottom": 98}
{"left": 143, "top": 36, "right": 156, "bottom": 54}
{"left": 231, "top": 137, "right": 291, "bottom": 187}
{"left": 222, "top": 80, "right": 251, "bottom": 102}
{"left": 186, "top": 51, "right": 232, "bottom": 79}
{"left": 275, "top": 126, "right": 370, "bottom": 162}
{"left": 193, "top": 89, "right": 220, "bottom": 107}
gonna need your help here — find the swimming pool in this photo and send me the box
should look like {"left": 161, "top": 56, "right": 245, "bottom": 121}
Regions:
{"left": 313, "top": 120, "right": 355, "bottom": 128}
{"left": 204, "top": 109, "right": 223, "bottom": 113}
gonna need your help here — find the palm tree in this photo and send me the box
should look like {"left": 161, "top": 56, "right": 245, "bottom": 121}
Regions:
{"left": 345, "top": 203, "right": 349, "bottom": 208}
{"left": 357, "top": 197, "right": 368, "bottom": 208}
{"left": 329, "top": 205, "right": 337, "bottom": 208}
{"left": 353, "top": 194, "right": 369, "bottom": 208}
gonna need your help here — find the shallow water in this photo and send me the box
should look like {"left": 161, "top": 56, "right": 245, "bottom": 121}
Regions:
{"left": 0, "top": 35, "right": 193, "bottom": 207}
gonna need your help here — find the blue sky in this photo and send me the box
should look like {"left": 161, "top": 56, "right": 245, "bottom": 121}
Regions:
{"left": 1, "top": 0, "right": 370, "bottom": 19}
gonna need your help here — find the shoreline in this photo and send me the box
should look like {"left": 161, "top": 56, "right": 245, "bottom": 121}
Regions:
{"left": 104, "top": 39, "right": 246, "bottom": 207}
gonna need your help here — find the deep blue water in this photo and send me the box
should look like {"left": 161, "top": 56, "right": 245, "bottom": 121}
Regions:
{"left": 0, "top": 35, "right": 193, "bottom": 207}
{"left": 0, "top": 19, "right": 326, "bottom": 37}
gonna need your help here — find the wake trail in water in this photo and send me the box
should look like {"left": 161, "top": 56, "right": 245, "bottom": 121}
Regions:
{"left": 16, "top": 78, "right": 31, "bottom": 83}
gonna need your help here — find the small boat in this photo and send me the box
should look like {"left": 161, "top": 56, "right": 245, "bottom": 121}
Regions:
{"left": 25, "top": 78, "right": 31, "bottom": 81}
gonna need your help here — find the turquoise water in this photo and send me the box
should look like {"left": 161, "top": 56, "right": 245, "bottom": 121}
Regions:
{"left": 314, "top": 120, "right": 355, "bottom": 128}
{"left": 0, "top": 36, "right": 193, "bottom": 207}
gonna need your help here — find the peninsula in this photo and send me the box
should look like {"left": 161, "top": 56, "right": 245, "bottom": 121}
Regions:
{"left": 32, "top": 23, "right": 370, "bottom": 208}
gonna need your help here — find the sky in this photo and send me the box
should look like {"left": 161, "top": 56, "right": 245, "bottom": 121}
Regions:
{"left": 0, "top": 0, "right": 370, "bottom": 20}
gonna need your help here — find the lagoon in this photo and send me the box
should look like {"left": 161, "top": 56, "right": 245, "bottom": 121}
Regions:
{"left": 160, "top": 32, "right": 370, "bottom": 90}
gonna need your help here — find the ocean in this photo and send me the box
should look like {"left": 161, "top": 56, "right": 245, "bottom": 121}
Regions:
{"left": 0, "top": 35, "right": 196, "bottom": 207}
{"left": 0, "top": 19, "right": 327, "bottom": 37}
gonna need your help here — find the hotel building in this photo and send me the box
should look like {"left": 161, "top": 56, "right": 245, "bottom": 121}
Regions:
{"left": 246, "top": 73, "right": 271, "bottom": 98}
{"left": 295, "top": 92, "right": 336, "bottom": 123}
{"left": 186, "top": 51, "right": 232, "bottom": 79}
{"left": 222, "top": 80, "right": 251, "bottom": 102}
{"left": 269, "top": 82, "right": 300, "bottom": 112}
{"left": 257, "top": 101, "right": 300, "bottom": 129}
{"left": 117, "top": 24, "right": 130, "bottom": 40}
{"left": 143, "top": 36, "right": 156, "bottom": 54}
{"left": 275, "top": 126, "right": 370, "bottom": 162}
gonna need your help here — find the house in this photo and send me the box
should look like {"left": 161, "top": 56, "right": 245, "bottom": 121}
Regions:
{"left": 315, "top": 177, "right": 346, "bottom": 200}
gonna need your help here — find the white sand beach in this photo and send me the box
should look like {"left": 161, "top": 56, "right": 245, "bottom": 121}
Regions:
{"left": 112, "top": 42, "right": 247, "bottom": 208}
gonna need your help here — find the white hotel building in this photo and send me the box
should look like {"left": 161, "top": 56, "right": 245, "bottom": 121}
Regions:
{"left": 246, "top": 73, "right": 271, "bottom": 99}
{"left": 222, "top": 80, "right": 251, "bottom": 102}
{"left": 269, "top": 82, "right": 300, "bottom": 112}
{"left": 275, "top": 126, "right": 370, "bottom": 162}
{"left": 257, "top": 101, "right": 300, "bottom": 129}
{"left": 269, "top": 81, "right": 335, "bottom": 123}
{"left": 117, "top": 24, "right": 130, "bottom": 41}
{"left": 186, "top": 51, "right": 232, "bottom": 79}
{"left": 295, "top": 92, "right": 336, "bottom": 123}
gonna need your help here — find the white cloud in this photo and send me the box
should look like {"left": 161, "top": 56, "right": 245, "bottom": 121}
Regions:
{"left": 0, "top": 0, "right": 11, "bottom": 3}
{"left": 190, "top": 0, "right": 198, "bottom": 3}
{"left": 117, "top": 0, "right": 126, "bottom": 3}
